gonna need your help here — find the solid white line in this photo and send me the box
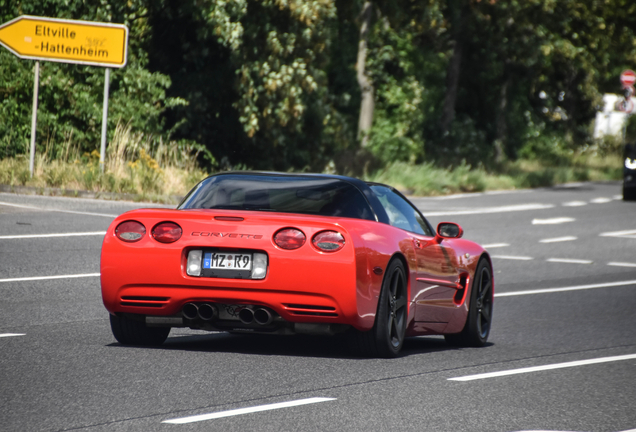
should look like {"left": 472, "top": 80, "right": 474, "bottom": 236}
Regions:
{"left": 448, "top": 354, "right": 636, "bottom": 381}
{"left": 532, "top": 217, "right": 575, "bottom": 225}
{"left": 162, "top": 397, "right": 336, "bottom": 424}
{"left": 608, "top": 262, "right": 636, "bottom": 268}
{"left": 0, "top": 333, "right": 26, "bottom": 338}
{"left": 539, "top": 236, "right": 577, "bottom": 243}
{"left": 0, "top": 201, "right": 117, "bottom": 218}
{"left": 494, "top": 279, "right": 636, "bottom": 297}
{"left": 562, "top": 201, "right": 587, "bottom": 207}
{"left": 547, "top": 258, "right": 592, "bottom": 264}
{"left": 483, "top": 243, "right": 509, "bottom": 248}
{"left": 490, "top": 255, "right": 533, "bottom": 261}
{"left": 425, "top": 203, "right": 554, "bottom": 217}
{"left": 0, "top": 231, "right": 106, "bottom": 240}
{"left": 0, "top": 273, "right": 100, "bottom": 283}
{"left": 590, "top": 197, "right": 612, "bottom": 203}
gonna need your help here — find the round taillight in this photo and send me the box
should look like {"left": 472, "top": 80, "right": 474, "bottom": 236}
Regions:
{"left": 152, "top": 222, "right": 182, "bottom": 243}
{"left": 273, "top": 228, "right": 306, "bottom": 250}
{"left": 312, "top": 230, "right": 345, "bottom": 252}
{"left": 115, "top": 220, "right": 146, "bottom": 242}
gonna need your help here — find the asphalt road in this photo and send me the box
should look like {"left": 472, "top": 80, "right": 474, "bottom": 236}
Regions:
{"left": 0, "top": 182, "right": 634, "bottom": 432}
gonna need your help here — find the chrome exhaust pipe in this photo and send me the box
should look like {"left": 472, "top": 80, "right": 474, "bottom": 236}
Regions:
{"left": 198, "top": 303, "right": 218, "bottom": 321}
{"left": 182, "top": 303, "right": 199, "bottom": 320}
{"left": 238, "top": 307, "right": 254, "bottom": 324}
{"left": 254, "top": 307, "right": 273, "bottom": 325}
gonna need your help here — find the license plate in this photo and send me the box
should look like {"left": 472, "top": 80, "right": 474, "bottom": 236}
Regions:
{"left": 203, "top": 252, "right": 252, "bottom": 270}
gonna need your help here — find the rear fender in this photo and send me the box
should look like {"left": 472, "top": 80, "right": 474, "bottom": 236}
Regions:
{"left": 348, "top": 222, "right": 417, "bottom": 331}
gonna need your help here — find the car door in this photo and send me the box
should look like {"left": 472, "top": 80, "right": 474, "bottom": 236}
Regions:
{"left": 369, "top": 185, "right": 460, "bottom": 324}
{"left": 411, "top": 233, "right": 461, "bottom": 323}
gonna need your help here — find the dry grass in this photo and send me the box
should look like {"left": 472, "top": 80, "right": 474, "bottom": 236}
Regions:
{"left": 0, "top": 125, "right": 624, "bottom": 201}
{"left": 0, "top": 121, "right": 209, "bottom": 201}
{"left": 365, "top": 152, "right": 622, "bottom": 196}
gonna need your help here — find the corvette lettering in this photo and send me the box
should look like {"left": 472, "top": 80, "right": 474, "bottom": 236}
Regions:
{"left": 191, "top": 232, "right": 263, "bottom": 239}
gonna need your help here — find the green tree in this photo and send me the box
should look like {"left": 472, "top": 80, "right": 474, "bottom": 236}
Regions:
{"left": 0, "top": 0, "right": 184, "bottom": 159}
{"left": 200, "top": 0, "right": 348, "bottom": 170}
{"left": 449, "top": 0, "right": 636, "bottom": 164}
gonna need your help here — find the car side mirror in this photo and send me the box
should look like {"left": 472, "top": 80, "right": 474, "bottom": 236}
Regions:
{"left": 436, "top": 222, "right": 463, "bottom": 241}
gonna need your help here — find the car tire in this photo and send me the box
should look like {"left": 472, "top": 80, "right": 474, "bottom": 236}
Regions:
{"left": 445, "top": 258, "right": 493, "bottom": 347}
{"left": 623, "top": 185, "right": 636, "bottom": 201}
{"left": 109, "top": 314, "right": 170, "bottom": 346}
{"left": 350, "top": 259, "right": 408, "bottom": 358}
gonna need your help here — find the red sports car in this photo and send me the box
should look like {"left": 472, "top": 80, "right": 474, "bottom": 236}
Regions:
{"left": 101, "top": 172, "right": 493, "bottom": 357}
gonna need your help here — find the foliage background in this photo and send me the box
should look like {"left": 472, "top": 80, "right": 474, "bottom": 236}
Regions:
{"left": 1, "top": 0, "right": 635, "bottom": 175}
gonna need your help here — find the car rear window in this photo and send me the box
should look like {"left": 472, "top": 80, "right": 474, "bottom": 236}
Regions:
{"left": 179, "top": 175, "right": 375, "bottom": 220}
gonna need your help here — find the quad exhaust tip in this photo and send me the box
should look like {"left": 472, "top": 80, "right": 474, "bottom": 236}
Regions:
{"left": 183, "top": 303, "right": 274, "bottom": 326}
{"left": 182, "top": 302, "right": 218, "bottom": 321}
{"left": 182, "top": 303, "right": 199, "bottom": 320}
{"left": 254, "top": 307, "right": 274, "bottom": 325}
{"left": 239, "top": 307, "right": 274, "bottom": 325}
{"left": 198, "top": 303, "right": 218, "bottom": 320}
{"left": 238, "top": 307, "right": 254, "bottom": 324}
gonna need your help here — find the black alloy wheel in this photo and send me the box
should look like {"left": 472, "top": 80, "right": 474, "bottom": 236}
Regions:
{"left": 623, "top": 185, "right": 636, "bottom": 201}
{"left": 382, "top": 260, "right": 408, "bottom": 352}
{"left": 445, "top": 259, "right": 493, "bottom": 347}
{"left": 351, "top": 259, "right": 408, "bottom": 358}
{"left": 109, "top": 314, "right": 170, "bottom": 346}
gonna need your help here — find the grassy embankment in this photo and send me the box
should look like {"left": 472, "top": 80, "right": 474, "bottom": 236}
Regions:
{"left": 0, "top": 123, "right": 208, "bottom": 203}
{"left": 0, "top": 127, "right": 623, "bottom": 201}
{"left": 367, "top": 153, "right": 622, "bottom": 196}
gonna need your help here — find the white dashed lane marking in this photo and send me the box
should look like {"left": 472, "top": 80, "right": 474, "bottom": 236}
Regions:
{"left": 600, "top": 229, "right": 636, "bottom": 239}
{"left": 162, "top": 397, "right": 336, "bottom": 424}
{"left": 448, "top": 354, "right": 636, "bottom": 381}
{"left": 0, "top": 273, "right": 100, "bottom": 283}
{"left": 562, "top": 201, "right": 587, "bottom": 207}
{"left": 482, "top": 243, "right": 509, "bottom": 249}
{"left": 547, "top": 258, "right": 593, "bottom": 265}
{"left": 0, "top": 333, "right": 25, "bottom": 338}
{"left": 490, "top": 255, "right": 533, "bottom": 261}
{"left": 590, "top": 197, "right": 612, "bottom": 204}
{"left": 539, "top": 236, "right": 577, "bottom": 243}
{"left": 608, "top": 262, "right": 636, "bottom": 268}
{"left": 532, "top": 217, "right": 575, "bottom": 225}
{"left": 0, "top": 232, "right": 106, "bottom": 240}
{"left": 420, "top": 191, "right": 618, "bottom": 217}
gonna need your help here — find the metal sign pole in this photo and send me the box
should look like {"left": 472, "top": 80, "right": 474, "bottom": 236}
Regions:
{"left": 100, "top": 67, "right": 110, "bottom": 173}
{"left": 29, "top": 60, "right": 39, "bottom": 177}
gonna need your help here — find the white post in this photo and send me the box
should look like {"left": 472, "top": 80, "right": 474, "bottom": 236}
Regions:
{"left": 100, "top": 68, "right": 111, "bottom": 173}
{"left": 29, "top": 61, "right": 40, "bottom": 178}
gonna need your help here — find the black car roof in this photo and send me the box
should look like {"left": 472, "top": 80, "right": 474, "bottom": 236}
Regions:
{"left": 200, "top": 171, "right": 391, "bottom": 224}
{"left": 213, "top": 170, "right": 375, "bottom": 188}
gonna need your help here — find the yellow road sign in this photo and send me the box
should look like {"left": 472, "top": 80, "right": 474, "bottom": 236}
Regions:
{"left": 0, "top": 15, "right": 128, "bottom": 68}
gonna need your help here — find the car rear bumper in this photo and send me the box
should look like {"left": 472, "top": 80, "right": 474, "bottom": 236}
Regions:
{"left": 107, "top": 284, "right": 347, "bottom": 321}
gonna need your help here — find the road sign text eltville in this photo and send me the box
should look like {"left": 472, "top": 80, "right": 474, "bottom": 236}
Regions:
{"left": 0, "top": 15, "right": 128, "bottom": 68}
